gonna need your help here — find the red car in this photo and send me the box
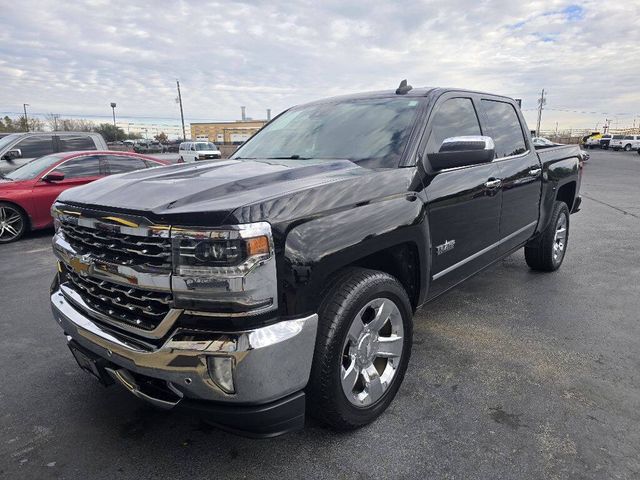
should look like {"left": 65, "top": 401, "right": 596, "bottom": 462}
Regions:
{"left": 0, "top": 151, "right": 168, "bottom": 243}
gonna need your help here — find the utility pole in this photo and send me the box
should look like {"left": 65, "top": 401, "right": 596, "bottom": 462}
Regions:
{"left": 23, "top": 104, "right": 29, "bottom": 131}
{"left": 176, "top": 80, "right": 186, "bottom": 140}
{"left": 535, "top": 88, "right": 546, "bottom": 137}
{"left": 51, "top": 113, "right": 60, "bottom": 131}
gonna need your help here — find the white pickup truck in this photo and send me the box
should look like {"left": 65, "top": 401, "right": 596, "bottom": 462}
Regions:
{"left": 610, "top": 135, "right": 640, "bottom": 151}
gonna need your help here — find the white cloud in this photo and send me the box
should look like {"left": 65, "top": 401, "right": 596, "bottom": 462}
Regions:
{"left": 0, "top": 0, "right": 638, "bottom": 130}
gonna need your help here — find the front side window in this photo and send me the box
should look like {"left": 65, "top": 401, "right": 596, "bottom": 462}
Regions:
{"left": 53, "top": 155, "right": 103, "bottom": 178}
{"left": 427, "top": 98, "right": 482, "bottom": 153}
{"left": 59, "top": 135, "right": 96, "bottom": 152}
{"left": 480, "top": 100, "right": 527, "bottom": 158}
{"left": 106, "top": 155, "right": 148, "bottom": 174}
{"left": 5, "top": 153, "right": 66, "bottom": 180}
{"left": 232, "top": 97, "right": 423, "bottom": 168}
{"left": 14, "top": 135, "right": 55, "bottom": 158}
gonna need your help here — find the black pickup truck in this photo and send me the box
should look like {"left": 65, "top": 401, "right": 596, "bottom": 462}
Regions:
{"left": 49, "top": 83, "right": 582, "bottom": 437}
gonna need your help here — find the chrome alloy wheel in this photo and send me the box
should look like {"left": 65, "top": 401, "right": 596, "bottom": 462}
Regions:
{"left": 340, "top": 297, "right": 404, "bottom": 407}
{"left": 553, "top": 212, "right": 568, "bottom": 263}
{"left": 0, "top": 205, "right": 24, "bottom": 242}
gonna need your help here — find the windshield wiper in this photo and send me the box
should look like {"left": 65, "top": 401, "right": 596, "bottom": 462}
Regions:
{"left": 0, "top": 172, "right": 10, "bottom": 180}
{"left": 266, "top": 155, "right": 311, "bottom": 160}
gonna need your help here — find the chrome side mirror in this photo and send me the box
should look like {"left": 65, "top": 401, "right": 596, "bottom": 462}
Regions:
{"left": 3, "top": 148, "right": 22, "bottom": 161}
{"left": 428, "top": 136, "right": 495, "bottom": 170}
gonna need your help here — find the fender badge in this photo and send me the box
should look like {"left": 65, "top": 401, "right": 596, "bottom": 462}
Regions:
{"left": 436, "top": 239, "right": 456, "bottom": 255}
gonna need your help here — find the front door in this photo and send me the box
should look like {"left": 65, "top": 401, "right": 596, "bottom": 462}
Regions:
{"left": 421, "top": 95, "right": 503, "bottom": 299}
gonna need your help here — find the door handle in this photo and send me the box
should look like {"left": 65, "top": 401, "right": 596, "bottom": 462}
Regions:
{"left": 484, "top": 179, "right": 502, "bottom": 189}
{"left": 528, "top": 167, "right": 542, "bottom": 176}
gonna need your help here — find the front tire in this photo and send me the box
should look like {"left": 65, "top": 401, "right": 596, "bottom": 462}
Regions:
{"left": 525, "top": 201, "right": 569, "bottom": 271}
{"left": 308, "top": 268, "right": 413, "bottom": 430}
{"left": 0, "top": 202, "right": 27, "bottom": 243}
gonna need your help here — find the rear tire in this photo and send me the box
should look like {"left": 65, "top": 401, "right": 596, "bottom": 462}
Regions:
{"left": 0, "top": 202, "right": 27, "bottom": 243}
{"left": 624, "top": 144, "right": 632, "bottom": 152}
{"left": 308, "top": 268, "right": 413, "bottom": 430}
{"left": 525, "top": 201, "right": 569, "bottom": 271}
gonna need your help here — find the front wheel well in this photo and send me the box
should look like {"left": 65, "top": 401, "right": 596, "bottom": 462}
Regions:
{"left": 348, "top": 242, "right": 421, "bottom": 311}
{"left": 556, "top": 181, "right": 576, "bottom": 211}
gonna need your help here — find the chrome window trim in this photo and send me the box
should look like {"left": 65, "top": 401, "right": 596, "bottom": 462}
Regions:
{"left": 432, "top": 221, "right": 537, "bottom": 280}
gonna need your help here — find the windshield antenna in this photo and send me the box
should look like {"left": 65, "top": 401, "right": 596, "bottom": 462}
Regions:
{"left": 396, "top": 79, "right": 413, "bottom": 95}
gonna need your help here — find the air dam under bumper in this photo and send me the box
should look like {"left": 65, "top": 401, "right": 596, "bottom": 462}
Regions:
{"left": 51, "top": 288, "right": 318, "bottom": 437}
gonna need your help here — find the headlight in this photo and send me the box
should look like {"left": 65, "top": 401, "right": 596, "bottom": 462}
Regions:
{"left": 173, "top": 224, "right": 273, "bottom": 277}
{"left": 171, "top": 222, "right": 278, "bottom": 315}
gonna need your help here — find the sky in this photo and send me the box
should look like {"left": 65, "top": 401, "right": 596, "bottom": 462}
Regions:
{"left": 1, "top": 0, "right": 639, "bottom": 132}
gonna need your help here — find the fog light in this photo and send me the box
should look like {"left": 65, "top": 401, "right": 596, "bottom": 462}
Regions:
{"left": 207, "top": 356, "right": 235, "bottom": 394}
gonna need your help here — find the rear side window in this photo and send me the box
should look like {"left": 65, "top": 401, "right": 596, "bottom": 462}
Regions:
{"left": 14, "top": 135, "right": 55, "bottom": 158}
{"left": 427, "top": 98, "right": 481, "bottom": 153}
{"left": 623, "top": 136, "right": 633, "bottom": 140}
{"left": 53, "top": 155, "right": 103, "bottom": 178}
{"left": 106, "top": 155, "right": 149, "bottom": 174}
{"left": 59, "top": 135, "right": 96, "bottom": 152}
{"left": 480, "top": 100, "right": 527, "bottom": 158}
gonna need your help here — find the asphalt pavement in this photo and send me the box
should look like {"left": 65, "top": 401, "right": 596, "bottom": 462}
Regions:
{"left": 1, "top": 149, "right": 639, "bottom": 479}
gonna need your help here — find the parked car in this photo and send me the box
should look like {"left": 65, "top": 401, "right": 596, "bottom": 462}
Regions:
{"left": 584, "top": 133, "right": 603, "bottom": 149}
{"left": 0, "top": 151, "right": 167, "bottom": 243}
{"left": 163, "top": 140, "right": 181, "bottom": 153}
{"left": 599, "top": 134, "right": 614, "bottom": 149}
{"left": 49, "top": 84, "right": 582, "bottom": 437}
{"left": 610, "top": 135, "right": 640, "bottom": 151}
{"left": 178, "top": 141, "right": 222, "bottom": 162}
{"left": 0, "top": 132, "right": 107, "bottom": 173}
{"left": 607, "top": 134, "right": 625, "bottom": 150}
{"left": 133, "top": 140, "right": 164, "bottom": 154}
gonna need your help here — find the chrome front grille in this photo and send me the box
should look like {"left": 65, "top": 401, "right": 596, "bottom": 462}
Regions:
{"left": 64, "top": 269, "right": 171, "bottom": 331}
{"left": 60, "top": 222, "right": 172, "bottom": 270}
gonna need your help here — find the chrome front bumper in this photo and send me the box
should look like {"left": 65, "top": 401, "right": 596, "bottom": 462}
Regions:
{"left": 51, "top": 288, "right": 318, "bottom": 405}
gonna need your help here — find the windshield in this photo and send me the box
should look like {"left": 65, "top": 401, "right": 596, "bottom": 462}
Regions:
{"left": 0, "top": 133, "right": 21, "bottom": 151}
{"left": 232, "top": 97, "right": 423, "bottom": 168}
{"left": 195, "top": 142, "right": 217, "bottom": 150}
{"left": 5, "top": 153, "right": 66, "bottom": 180}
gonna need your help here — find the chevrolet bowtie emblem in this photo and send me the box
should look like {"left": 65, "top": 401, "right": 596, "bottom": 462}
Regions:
{"left": 68, "top": 255, "right": 92, "bottom": 276}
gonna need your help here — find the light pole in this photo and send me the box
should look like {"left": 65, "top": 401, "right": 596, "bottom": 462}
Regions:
{"left": 110, "top": 102, "right": 117, "bottom": 129}
{"left": 23, "top": 104, "right": 29, "bottom": 132}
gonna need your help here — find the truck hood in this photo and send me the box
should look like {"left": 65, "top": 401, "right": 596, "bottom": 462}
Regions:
{"left": 57, "top": 159, "right": 413, "bottom": 226}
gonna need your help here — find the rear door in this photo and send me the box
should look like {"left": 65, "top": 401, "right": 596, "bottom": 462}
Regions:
{"left": 478, "top": 98, "right": 541, "bottom": 253}
{"left": 422, "top": 94, "right": 503, "bottom": 298}
{"left": 104, "top": 155, "right": 151, "bottom": 174}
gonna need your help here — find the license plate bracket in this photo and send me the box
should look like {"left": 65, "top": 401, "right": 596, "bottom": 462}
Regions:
{"left": 68, "top": 341, "right": 114, "bottom": 386}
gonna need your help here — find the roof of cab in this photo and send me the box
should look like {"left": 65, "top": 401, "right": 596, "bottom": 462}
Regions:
{"left": 301, "top": 86, "right": 517, "bottom": 106}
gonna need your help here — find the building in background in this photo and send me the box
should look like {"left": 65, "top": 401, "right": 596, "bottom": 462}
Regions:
{"left": 190, "top": 120, "right": 267, "bottom": 144}
{"left": 116, "top": 122, "right": 183, "bottom": 139}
